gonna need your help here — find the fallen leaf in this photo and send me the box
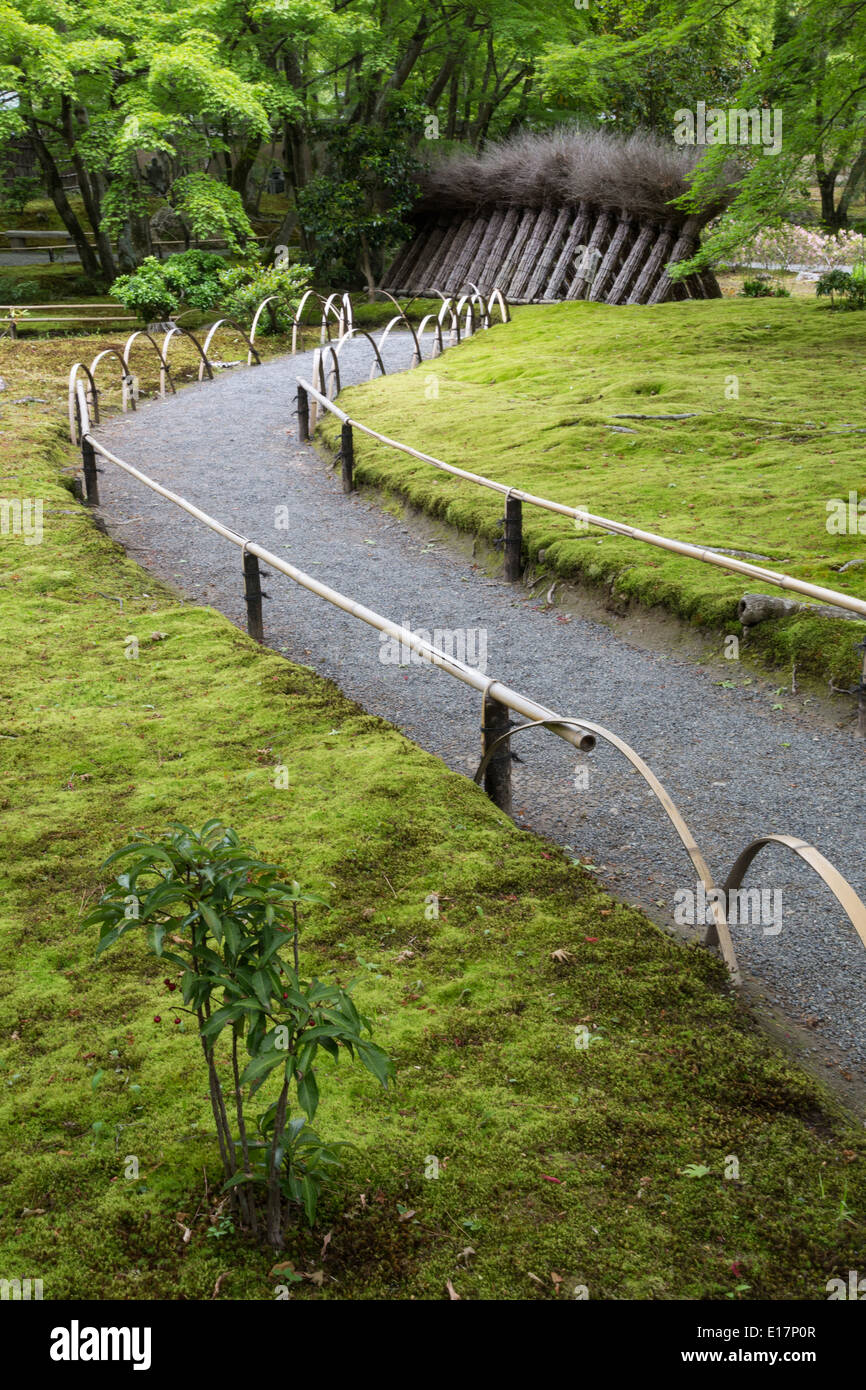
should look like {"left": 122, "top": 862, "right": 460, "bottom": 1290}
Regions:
{"left": 212, "top": 1271, "right": 229, "bottom": 1298}
{"left": 397, "top": 1208, "right": 416, "bottom": 1222}
{"left": 549, "top": 948, "right": 573, "bottom": 963}
{"left": 320, "top": 1230, "right": 332, "bottom": 1260}
{"left": 308, "top": 1269, "right": 325, "bottom": 1287}
{"left": 527, "top": 1272, "right": 545, "bottom": 1287}
{"left": 445, "top": 1279, "right": 461, "bottom": 1300}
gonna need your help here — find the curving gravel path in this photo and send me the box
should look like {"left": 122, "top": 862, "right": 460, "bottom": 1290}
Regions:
{"left": 91, "top": 333, "right": 866, "bottom": 1074}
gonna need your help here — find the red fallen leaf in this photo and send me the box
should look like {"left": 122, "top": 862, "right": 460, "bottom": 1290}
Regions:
{"left": 541, "top": 852, "right": 552, "bottom": 859}
{"left": 584, "top": 937, "right": 598, "bottom": 943}
{"left": 730, "top": 1261, "right": 742, "bottom": 1276}
{"left": 541, "top": 1174, "right": 564, "bottom": 1184}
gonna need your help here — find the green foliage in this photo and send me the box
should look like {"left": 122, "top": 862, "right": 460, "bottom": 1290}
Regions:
{"left": 217, "top": 260, "right": 312, "bottom": 333}
{"left": 0, "top": 174, "right": 40, "bottom": 218}
{"left": 296, "top": 105, "right": 423, "bottom": 287}
{"left": 171, "top": 175, "right": 254, "bottom": 254}
{"left": 0, "top": 279, "right": 39, "bottom": 304}
{"left": 739, "top": 277, "right": 790, "bottom": 298}
{"left": 110, "top": 251, "right": 226, "bottom": 322}
{"left": 816, "top": 269, "right": 866, "bottom": 310}
{"left": 84, "top": 822, "right": 394, "bottom": 1244}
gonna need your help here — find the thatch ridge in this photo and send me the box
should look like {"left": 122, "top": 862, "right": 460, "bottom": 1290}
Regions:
{"left": 417, "top": 126, "right": 738, "bottom": 227}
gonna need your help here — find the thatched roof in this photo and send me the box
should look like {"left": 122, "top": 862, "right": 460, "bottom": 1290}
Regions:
{"left": 416, "top": 126, "right": 738, "bottom": 228}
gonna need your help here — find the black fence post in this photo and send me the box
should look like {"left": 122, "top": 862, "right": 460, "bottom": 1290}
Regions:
{"left": 504, "top": 494, "right": 523, "bottom": 582}
{"left": 297, "top": 385, "right": 309, "bottom": 442}
{"left": 243, "top": 549, "right": 264, "bottom": 643}
{"left": 341, "top": 421, "right": 354, "bottom": 493}
{"left": 482, "top": 693, "right": 513, "bottom": 815}
{"left": 81, "top": 437, "right": 99, "bottom": 506}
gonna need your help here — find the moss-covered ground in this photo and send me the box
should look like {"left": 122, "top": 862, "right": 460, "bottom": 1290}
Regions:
{"left": 320, "top": 297, "right": 866, "bottom": 685}
{"left": 0, "top": 338, "right": 864, "bottom": 1302}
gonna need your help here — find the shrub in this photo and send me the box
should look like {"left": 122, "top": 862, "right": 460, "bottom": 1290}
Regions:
{"left": 815, "top": 268, "right": 866, "bottom": 309}
{"left": 110, "top": 251, "right": 226, "bottom": 322}
{"left": 217, "top": 259, "right": 312, "bottom": 333}
{"left": 740, "top": 276, "right": 789, "bottom": 298}
{"left": 0, "top": 279, "right": 40, "bottom": 304}
{"left": 84, "top": 821, "right": 394, "bottom": 1246}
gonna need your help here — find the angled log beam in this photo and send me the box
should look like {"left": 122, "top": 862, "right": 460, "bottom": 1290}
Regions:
{"left": 497, "top": 208, "right": 541, "bottom": 297}
{"left": 464, "top": 208, "right": 506, "bottom": 285}
{"left": 509, "top": 205, "right": 559, "bottom": 300}
{"left": 607, "top": 221, "right": 657, "bottom": 305}
{"left": 587, "top": 212, "right": 635, "bottom": 303}
{"left": 627, "top": 221, "right": 678, "bottom": 304}
{"left": 647, "top": 217, "right": 702, "bottom": 305}
{"left": 543, "top": 203, "right": 592, "bottom": 300}
{"left": 474, "top": 206, "right": 522, "bottom": 293}
{"left": 567, "top": 209, "right": 614, "bottom": 299}
{"left": 524, "top": 205, "right": 572, "bottom": 301}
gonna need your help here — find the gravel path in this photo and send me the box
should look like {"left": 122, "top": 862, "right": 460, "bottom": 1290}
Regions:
{"left": 92, "top": 333, "right": 866, "bottom": 1073}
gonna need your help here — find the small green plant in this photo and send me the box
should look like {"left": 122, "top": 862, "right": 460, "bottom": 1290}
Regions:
{"left": 216, "top": 259, "right": 312, "bottom": 333}
{"left": 110, "top": 250, "right": 227, "bottom": 323}
{"left": 680, "top": 1163, "right": 711, "bottom": 1178}
{"left": 740, "top": 276, "right": 789, "bottom": 298}
{"left": 816, "top": 268, "right": 866, "bottom": 309}
{"left": 84, "top": 821, "right": 394, "bottom": 1247}
{"left": 0, "top": 279, "right": 39, "bottom": 305}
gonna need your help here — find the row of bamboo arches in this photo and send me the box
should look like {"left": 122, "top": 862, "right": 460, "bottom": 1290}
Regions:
{"left": 68, "top": 286, "right": 510, "bottom": 446}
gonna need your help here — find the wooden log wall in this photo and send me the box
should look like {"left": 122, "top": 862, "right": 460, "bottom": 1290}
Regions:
{"left": 384, "top": 203, "right": 718, "bottom": 306}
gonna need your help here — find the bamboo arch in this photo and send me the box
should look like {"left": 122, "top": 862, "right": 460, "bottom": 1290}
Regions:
{"left": 473, "top": 719, "right": 866, "bottom": 982}
{"left": 197, "top": 318, "right": 261, "bottom": 380}
{"left": 89, "top": 346, "right": 138, "bottom": 414}
{"left": 121, "top": 330, "right": 176, "bottom": 401}
{"left": 68, "top": 361, "right": 100, "bottom": 444}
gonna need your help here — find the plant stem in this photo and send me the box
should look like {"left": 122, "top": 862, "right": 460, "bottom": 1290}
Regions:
{"left": 267, "top": 1076, "right": 290, "bottom": 1249}
{"left": 231, "top": 1028, "right": 258, "bottom": 1234}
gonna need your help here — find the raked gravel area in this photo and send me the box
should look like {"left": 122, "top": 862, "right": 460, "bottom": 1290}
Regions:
{"left": 91, "top": 331, "right": 866, "bottom": 1075}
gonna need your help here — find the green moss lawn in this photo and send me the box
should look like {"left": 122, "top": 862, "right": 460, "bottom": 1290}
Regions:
{"left": 321, "top": 297, "right": 866, "bottom": 684}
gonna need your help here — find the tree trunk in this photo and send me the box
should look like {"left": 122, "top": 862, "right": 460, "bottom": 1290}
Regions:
{"left": 25, "top": 122, "right": 103, "bottom": 280}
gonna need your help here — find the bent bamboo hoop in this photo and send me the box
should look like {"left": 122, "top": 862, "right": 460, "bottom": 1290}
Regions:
{"left": 122, "top": 330, "right": 176, "bottom": 401}
{"left": 197, "top": 318, "right": 261, "bottom": 381}
{"left": 377, "top": 313, "right": 423, "bottom": 368}
{"left": 68, "top": 361, "right": 100, "bottom": 444}
{"left": 472, "top": 716, "right": 739, "bottom": 978}
{"left": 723, "top": 835, "right": 866, "bottom": 953}
{"left": 89, "top": 346, "right": 137, "bottom": 414}
{"left": 415, "top": 313, "right": 445, "bottom": 358}
{"left": 162, "top": 324, "right": 214, "bottom": 383}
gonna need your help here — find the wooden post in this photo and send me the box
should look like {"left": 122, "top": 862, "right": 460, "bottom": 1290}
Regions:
{"left": 81, "top": 437, "right": 99, "bottom": 506}
{"left": 243, "top": 550, "right": 264, "bottom": 643}
{"left": 504, "top": 494, "right": 523, "bottom": 581}
{"left": 9, "top": 318, "right": 17, "bottom": 341}
{"left": 482, "top": 694, "right": 512, "bottom": 814}
{"left": 859, "top": 640, "right": 866, "bottom": 738}
{"left": 297, "top": 384, "right": 309, "bottom": 442}
{"left": 340, "top": 422, "right": 354, "bottom": 493}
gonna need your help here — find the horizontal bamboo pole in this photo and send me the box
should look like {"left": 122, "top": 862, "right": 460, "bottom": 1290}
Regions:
{"left": 79, "top": 422, "right": 596, "bottom": 759}
{"left": 297, "top": 377, "right": 866, "bottom": 621}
